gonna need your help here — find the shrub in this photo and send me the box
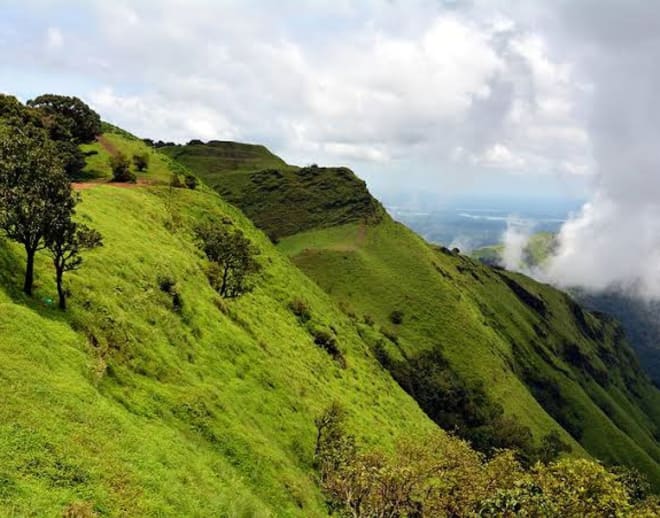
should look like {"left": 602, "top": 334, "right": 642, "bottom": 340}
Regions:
{"left": 314, "top": 412, "right": 655, "bottom": 518}
{"left": 132, "top": 152, "right": 149, "bottom": 172}
{"left": 289, "top": 298, "right": 311, "bottom": 322}
{"left": 184, "top": 174, "right": 198, "bottom": 189}
{"left": 62, "top": 501, "right": 97, "bottom": 518}
{"left": 389, "top": 309, "right": 404, "bottom": 325}
{"left": 109, "top": 153, "right": 135, "bottom": 182}
{"left": 158, "top": 275, "right": 183, "bottom": 312}
{"left": 311, "top": 328, "right": 345, "bottom": 367}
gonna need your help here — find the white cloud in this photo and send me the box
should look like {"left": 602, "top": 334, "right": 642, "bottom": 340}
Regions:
{"left": 3, "top": 1, "right": 592, "bottom": 188}
{"left": 45, "top": 27, "right": 63, "bottom": 50}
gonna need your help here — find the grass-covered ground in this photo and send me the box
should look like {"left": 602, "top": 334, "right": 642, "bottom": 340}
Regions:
{"left": 277, "top": 219, "right": 660, "bottom": 489}
{"left": 174, "top": 139, "right": 660, "bottom": 489}
{"left": 160, "top": 143, "right": 383, "bottom": 240}
{"left": 0, "top": 133, "right": 440, "bottom": 516}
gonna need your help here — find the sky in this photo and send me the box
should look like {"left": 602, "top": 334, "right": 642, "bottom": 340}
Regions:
{"left": 2, "top": 1, "right": 660, "bottom": 295}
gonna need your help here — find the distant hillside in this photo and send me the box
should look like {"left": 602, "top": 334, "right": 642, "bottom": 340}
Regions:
{"left": 471, "top": 232, "right": 660, "bottom": 386}
{"left": 160, "top": 142, "right": 383, "bottom": 240}
{"left": 472, "top": 231, "right": 556, "bottom": 268}
{"left": 176, "top": 146, "right": 660, "bottom": 488}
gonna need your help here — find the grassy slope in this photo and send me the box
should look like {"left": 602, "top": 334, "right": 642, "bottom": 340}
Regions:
{"left": 277, "top": 220, "right": 660, "bottom": 488}
{"left": 172, "top": 141, "right": 660, "bottom": 488}
{"left": 471, "top": 233, "right": 660, "bottom": 386}
{"left": 0, "top": 134, "right": 438, "bottom": 516}
{"left": 160, "top": 143, "right": 382, "bottom": 239}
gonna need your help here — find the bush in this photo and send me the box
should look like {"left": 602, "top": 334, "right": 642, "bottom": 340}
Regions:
{"left": 132, "top": 152, "right": 149, "bottom": 172}
{"left": 311, "top": 328, "right": 345, "bottom": 367}
{"left": 184, "top": 174, "right": 198, "bottom": 190}
{"left": 389, "top": 309, "right": 404, "bottom": 325}
{"left": 157, "top": 275, "right": 182, "bottom": 312}
{"left": 289, "top": 298, "right": 311, "bottom": 322}
{"left": 109, "top": 153, "right": 135, "bottom": 182}
{"left": 314, "top": 411, "right": 657, "bottom": 518}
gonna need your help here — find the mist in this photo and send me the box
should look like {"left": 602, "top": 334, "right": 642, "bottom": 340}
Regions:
{"left": 501, "top": 218, "right": 532, "bottom": 271}
{"left": 540, "top": 2, "right": 660, "bottom": 299}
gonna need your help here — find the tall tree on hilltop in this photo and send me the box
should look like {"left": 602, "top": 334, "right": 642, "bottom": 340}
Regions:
{"left": 27, "top": 94, "right": 102, "bottom": 178}
{"left": 27, "top": 94, "right": 101, "bottom": 144}
{"left": 0, "top": 126, "right": 73, "bottom": 296}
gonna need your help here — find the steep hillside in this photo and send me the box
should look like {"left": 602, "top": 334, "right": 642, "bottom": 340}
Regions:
{"left": 0, "top": 130, "right": 439, "bottom": 515}
{"left": 160, "top": 142, "right": 383, "bottom": 240}
{"left": 471, "top": 233, "right": 660, "bottom": 385}
{"left": 278, "top": 220, "right": 660, "bottom": 487}
{"left": 173, "top": 142, "right": 660, "bottom": 488}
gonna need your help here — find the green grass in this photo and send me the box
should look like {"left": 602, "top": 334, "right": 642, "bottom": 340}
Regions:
{"left": 78, "top": 126, "right": 194, "bottom": 186}
{"left": 278, "top": 219, "right": 660, "bottom": 488}
{"left": 0, "top": 182, "right": 437, "bottom": 514}
{"left": 160, "top": 143, "right": 383, "bottom": 239}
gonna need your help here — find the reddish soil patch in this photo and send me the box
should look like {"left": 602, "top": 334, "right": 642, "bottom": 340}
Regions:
{"left": 97, "top": 135, "right": 120, "bottom": 156}
{"left": 356, "top": 223, "right": 368, "bottom": 247}
{"left": 72, "top": 177, "right": 155, "bottom": 191}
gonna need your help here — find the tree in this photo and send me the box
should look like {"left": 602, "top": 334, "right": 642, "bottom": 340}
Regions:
{"left": 46, "top": 219, "right": 102, "bottom": 310}
{"left": 109, "top": 152, "right": 135, "bottom": 182}
{"left": 132, "top": 152, "right": 149, "bottom": 172}
{"left": 27, "top": 94, "right": 101, "bottom": 144}
{"left": 0, "top": 127, "right": 72, "bottom": 296}
{"left": 195, "top": 223, "right": 261, "bottom": 298}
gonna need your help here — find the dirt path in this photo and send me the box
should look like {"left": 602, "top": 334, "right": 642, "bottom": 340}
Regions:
{"left": 72, "top": 178, "right": 153, "bottom": 191}
{"left": 356, "top": 223, "right": 367, "bottom": 247}
{"left": 97, "top": 135, "right": 120, "bottom": 156}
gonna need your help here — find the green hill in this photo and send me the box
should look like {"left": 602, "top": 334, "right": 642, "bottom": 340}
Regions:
{"left": 2, "top": 110, "right": 660, "bottom": 515}
{"left": 0, "top": 129, "right": 441, "bottom": 515}
{"left": 175, "top": 141, "right": 660, "bottom": 489}
{"left": 471, "top": 233, "right": 660, "bottom": 386}
{"left": 160, "top": 142, "right": 383, "bottom": 240}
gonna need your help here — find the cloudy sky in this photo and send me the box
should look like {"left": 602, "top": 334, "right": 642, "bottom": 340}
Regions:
{"left": 2, "top": 1, "right": 660, "bottom": 294}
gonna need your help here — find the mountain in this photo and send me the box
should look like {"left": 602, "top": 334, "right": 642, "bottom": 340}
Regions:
{"left": 471, "top": 232, "right": 660, "bottom": 386}
{"left": 173, "top": 140, "right": 660, "bottom": 489}
{"left": 0, "top": 126, "right": 439, "bottom": 515}
{"left": 1, "top": 113, "right": 660, "bottom": 515}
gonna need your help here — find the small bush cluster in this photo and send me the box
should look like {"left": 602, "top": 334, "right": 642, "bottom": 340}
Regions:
{"left": 109, "top": 152, "right": 136, "bottom": 183}
{"left": 158, "top": 275, "right": 183, "bottom": 312}
{"left": 389, "top": 309, "right": 404, "bottom": 325}
{"left": 132, "top": 152, "right": 149, "bottom": 172}
{"left": 289, "top": 297, "right": 311, "bottom": 322}
{"left": 314, "top": 404, "right": 660, "bottom": 517}
{"left": 170, "top": 173, "right": 199, "bottom": 190}
{"left": 311, "top": 327, "right": 345, "bottom": 367}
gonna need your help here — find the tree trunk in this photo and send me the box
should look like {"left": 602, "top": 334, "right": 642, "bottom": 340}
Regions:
{"left": 56, "top": 267, "right": 66, "bottom": 310}
{"left": 23, "top": 248, "right": 35, "bottom": 296}
{"left": 221, "top": 264, "right": 230, "bottom": 297}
